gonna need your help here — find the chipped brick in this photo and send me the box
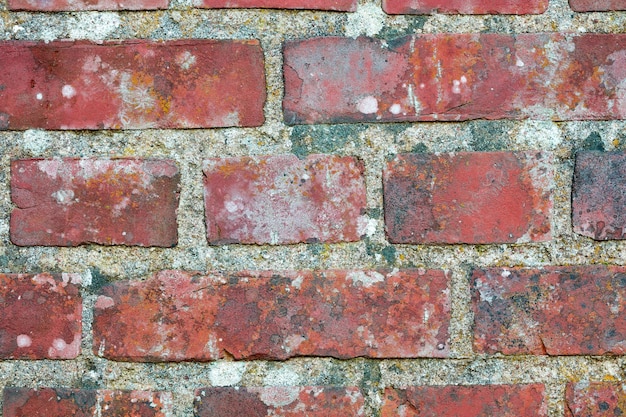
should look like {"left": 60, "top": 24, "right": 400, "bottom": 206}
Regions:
{"left": 566, "top": 382, "right": 626, "bottom": 417}
{"left": 383, "top": 151, "right": 552, "bottom": 244}
{"left": 203, "top": 154, "right": 367, "bottom": 245}
{"left": 93, "top": 269, "right": 450, "bottom": 361}
{"left": 381, "top": 384, "right": 547, "bottom": 416}
{"left": 11, "top": 158, "right": 180, "bottom": 247}
{"left": 0, "top": 40, "right": 265, "bottom": 129}
{"left": 569, "top": 0, "right": 626, "bottom": 11}
{"left": 8, "top": 0, "right": 166, "bottom": 10}
{"left": 472, "top": 266, "right": 626, "bottom": 355}
{"left": 196, "top": 0, "right": 355, "bottom": 10}
{"left": 0, "top": 273, "right": 81, "bottom": 359}
{"left": 383, "top": 0, "right": 547, "bottom": 14}
{"left": 3, "top": 388, "right": 172, "bottom": 416}
{"left": 572, "top": 151, "right": 626, "bottom": 240}
{"left": 194, "top": 387, "right": 364, "bottom": 416}
{"left": 283, "top": 34, "right": 626, "bottom": 124}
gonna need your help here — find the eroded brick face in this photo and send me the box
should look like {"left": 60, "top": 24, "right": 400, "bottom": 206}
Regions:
{"left": 283, "top": 34, "right": 626, "bottom": 124}
{"left": 194, "top": 387, "right": 365, "bottom": 416}
{"left": 572, "top": 151, "right": 626, "bottom": 240}
{"left": 7, "top": 0, "right": 166, "bottom": 11}
{"left": 383, "top": 0, "right": 548, "bottom": 14}
{"left": 569, "top": 0, "right": 626, "bottom": 11}
{"left": 0, "top": 273, "right": 81, "bottom": 359}
{"left": 203, "top": 154, "right": 367, "bottom": 245}
{"left": 565, "top": 382, "right": 626, "bottom": 417}
{"left": 472, "top": 266, "right": 626, "bottom": 355}
{"left": 3, "top": 388, "right": 172, "bottom": 417}
{"left": 0, "top": 40, "right": 265, "bottom": 129}
{"left": 196, "top": 0, "right": 356, "bottom": 10}
{"left": 381, "top": 384, "right": 547, "bottom": 417}
{"left": 93, "top": 269, "right": 450, "bottom": 361}
{"left": 11, "top": 158, "right": 180, "bottom": 247}
{"left": 383, "top": 151, "right": 552, "bottom": 244}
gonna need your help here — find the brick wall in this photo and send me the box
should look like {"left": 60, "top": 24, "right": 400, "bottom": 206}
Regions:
{"left": 1, "top": 0, "right": 626, "bottom": 415}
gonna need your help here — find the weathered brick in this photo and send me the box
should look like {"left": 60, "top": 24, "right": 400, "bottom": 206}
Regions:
{"left": 203, "top": 154, "right": 367, "bottom": 245}
{"left": 8, "top": 0, "right": 166, "bottom": 11}
{"left": 0, "top": 40, "right": 265, "bottom": 130}
{"left": 93, "top": 269, "right": 450, "bottom": 361}
{"left": 572, "top": 151, "right": 626, "bottom": 240}
{"left": 566, "top": 382, "right": 626, "bottom": 417}
{"left": 569, "top": 0, "right": 626, "bottom": 11}
{"left": 381, "top": 384, "right": 547, "bottom": 416}
{"left": 383, "top": 151, "right": 552, "bottom": 244}
{"left": 473, "top": 266, "right": 626, "bottom": 355}
{"left": 3, "top": 388, "right": 172, "bottom": 417}
{"left": 194, "top": 387, "right": 365, "bottom": 416}
{"left": 383, "top": 0, "right": 547, "bottom": 14}
{"left": 196, "top": 0, "right": 355, "bottom": 10}
{"left": 11, "top": 158, "right": 180, "bottom": 247}
{"left": 283, "top": 34, "right": 626, "bottom": 124}
{"left": 0, "top": 273, "right": 81, "bottom": 359}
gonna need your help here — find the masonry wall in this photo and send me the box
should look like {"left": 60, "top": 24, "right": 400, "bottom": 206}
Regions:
{"left": 2, "top": 0, "right": 626, "bottom": 416}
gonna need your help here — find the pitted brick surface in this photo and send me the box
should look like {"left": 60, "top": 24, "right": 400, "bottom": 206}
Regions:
{"left": 93, "top": 269, "right": 450, "bottom": 361}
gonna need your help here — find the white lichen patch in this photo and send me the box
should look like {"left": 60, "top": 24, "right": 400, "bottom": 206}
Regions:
{"left": 51, "top": 189, "right": 75, "bottom": 205}
{"left": 61, "top": 85, "right": 77, "bottom": 99}
{"left": 347, "top": 271, "right": 385, "bottom": 287}
{"left": 48, "top": 334, "right": 80, "bottom": 358}
{"left": 68, "top": 12, "right": 121, "bottom": 40}
{"left": 16, "top": 334, "right": 32, "bottom": 348}
{"left": 37, "top": 159, "right": 61, "bottom": 179}
{"left": 208, "top": 362, "right": 246, "bottom": 386}
{"left": 345, "top": 3, "right": 385, "bottom": 38}
{"left": 258, "top": 386, "right": 300, "bottom": 408}
{"left": 357, "top": 96, "right": 379, "bottom": 114}
{"left": 176, "top": 51, "right": 196, "bottom": 70}
{"left": 263, "top": 365, "right": 301, "bottom": 386}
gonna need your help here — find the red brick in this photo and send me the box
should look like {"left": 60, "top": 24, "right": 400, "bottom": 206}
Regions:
{"left": 383, "top": 0, "right": 547, "bottom": 14}
{"left": 0, "top": 40, "right": 265, "bottom": 130}
{"left": 472, "top": 266, "right": 626, "bottom": 355}
{"left": 196, "top": 0, "right": 355, "bottom": 11}
{"left": 572, "top": 151, "right": 626, "bottom": 240}
{"left": 283, "top": 34, "right": 626, "bottom": 124}
{"left": 8, "top": 0, "right": 166, "bottom": 11}
{"left": 0, "top": 273, "right": 81, "bottom": 359}
{"left": 11, "top": 158, "right": 180, "bottom": 247}
{"left": 203, "top": 155, "right": 367, "bottom": 245}
{"left": 194, "top": 387, "right": 364, "bottom": 416}
{"left": 381, "top": 384, "right": 547, "bottom": 417}
{"left": 570, "top": 0, "right": 626, "bottom": 11}
{"left": 565, "top": 382, "right": 626, "bottom": 417}
{"left": 3, "top": 388, "right": 172, "bottom": 417}
{"left": 383, "top": 151, "right": 552, "bottom": 244}
{"left": 93, "top": 269, "right": 450, "bottom": 361}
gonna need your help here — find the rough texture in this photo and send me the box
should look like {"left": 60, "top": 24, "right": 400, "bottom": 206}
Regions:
{"left": 11, "top": 158, "right": 180, "bottom": 247}
{"left": 572, "top": 151, "right": 626, "bottom": 240}
{"left": 196, "top": 0, "right": 356, "bottom": 10}
{"left": 380, "top": 384, "right": 547, "bottom": 416}
{"left": 93, "top": 269, "right": 450, "bottom": 361}
{"left": 473, "top": 266, "right": 626, "bottom": 355}
{"left": 565, "top": 382, "right": 626, "bottom": 417}
{"left": 383, "top": 151, "right": 552, "bottom": 244}
{"left": 383, "top": 0, "right": 548, "bottom": 14}
{"left": 569, "top": 0, "right": 626, "bottom": 11}
{"left": 3, "top": 388, "right": 172, "bottom": 416}
{"left": 7, "top": 0, "right": 167, "bottom": 11}
{"left": 283, "top": 34, "right": 626, "bottom": 124}
{"left": 0, "top": 40, "right": 265, "bottom": 130}
{"left": 194, "top": 386, "right": 365, "bottom": 416}
{"left": 0, "top": 273, "right": 81, "bottom": 360}
{"left": 203, "top": 155, "right": 367, "bottom": 245}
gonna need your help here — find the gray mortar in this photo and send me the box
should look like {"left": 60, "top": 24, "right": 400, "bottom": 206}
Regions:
{"left": 2, "top": 0, "right": 626, "bottom": 415}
